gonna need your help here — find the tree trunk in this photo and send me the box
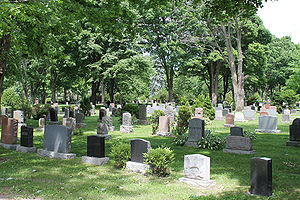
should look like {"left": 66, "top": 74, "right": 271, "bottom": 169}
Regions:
{"left": 0, "top": 34, "right": 11, "bottom": 107}
{"left": 50, "top": 70, "right": 58, "bottom": 103}
{"left": 208, "top": 61, "right": 221, "bottom": 106}
{"left": 100, "top": 80, "right": 105, "bottom": 104}
{"left": 41, "top": 84, "right": 46, "bottom": 104}
{"left": 222, "top": 70, "right": 230, "bottom": 101}
{"left": 108, "top": 78, "right": 115, "bottom": 103}
{"left": 167, "top": 68, "right": 174, "bottom": 102}
{"left": 91, "top": 81, "right": 100, "bottom": 105}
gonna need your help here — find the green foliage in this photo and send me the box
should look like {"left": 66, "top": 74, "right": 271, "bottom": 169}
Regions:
{"left": 73, "top": 128, "right": 83, "bottom": 136}
{"left": 150, "top": 110, "right": 165, "bottom": 135}
{"left": 198, "top": 133, "right": 226, "bottom": 150}
{"left": 121, "top": 103, "right": 139, "bottom": 118}
{"left": 144, "top": 147, "right": 175, "bottom": 177}
{"left": 16, "top": 100, "right": 32, "bottom": 119}
{"left": 244, "top": 130, "right": 257, "bottom": 141}
{"left": 111, "top": 140, "right": 131, "bottom": 169}
{"left": 172, "top": 133, "right": 188, "bottom": 146}
{"left": 80, "top": 97, "right": 92, "bottom": 117}
{"left": 246, "top": 92, "right": 261, "bottom": 105}
{"left": 176, "top": 102, "right": 192, "bottom": 135}
{"left": 193, "top": 94, "right": 215, "bottom": 120}
{"left": 31, "top": 104, "right": 51, "bottom": 120}
{"left": 272, "top": 89, "right": 299, "bottom": 111}
{"left": 1, "top": 87, "right": 22, "bottom": 109}
{"left": 152, "top": 89, "right": 168, "bottom": 102}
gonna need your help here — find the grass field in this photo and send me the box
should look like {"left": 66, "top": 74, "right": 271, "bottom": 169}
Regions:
{"left": 0, "top": 113, "right": 300, "bottom": 200}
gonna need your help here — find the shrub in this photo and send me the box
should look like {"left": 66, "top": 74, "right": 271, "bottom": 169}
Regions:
{"left": 193, "top": 94, "right": 215, "bottom": 120}
{"left": 121, "top": 103, "right": 139, "bottom": 118}
{"left": 73, "top": 128, "right": 83, "bottom": 136}
{"left": 198, "top": 133, "right": 225, "bottom": 150}
{"left": 272, "top": 89, "right": 299, "bottom": 112}
{"left": 1, "top": 87, "right": 22, "bottom": 109}
{"left": 144, "top": 147, "right": 175, "bottom": 177}
{"left": 80, "top": 96, "right": 92, "bottom": 117}
{"left": 150, "top": 110, "right": 165, "bottom": 135}
{"left": 111, "top": 140, "right": 131, "bottom": 169}
{"left": 244, "top": 130, "right": 257, "bottom": 141}
{"left": 16, "top": 100, "right": 32, "bottom": 119}
{"left": 32, "top": 104, "right": 51, "bottom": 120}
{"left": 247, "top": 92, "right": 261, "bottom": 105}
{"left": 172, "top": 133, "right": 188, "bottom": 146}
{"left": 176, "top": 102, "right": 192, "bottom": 135}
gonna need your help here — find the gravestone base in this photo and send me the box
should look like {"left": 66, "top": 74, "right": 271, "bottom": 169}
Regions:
{"left": 0, "top": 143, "right": 17, "bottom": 150}
{"left": 82, "top": 156, "right": 109, "bottom": 166}
{"left": 138, "top": 120, "right": 149, "bottom": 125}
{"left": 255, "top": 129, "right": 280, "bottom": 133}
{"left": 120, "top": 125, "right": 133, "bottom": 133}
{"left": 125, "top": 161, "right": 150, "bottom": 174}
{"left": 224, "top": 124, "right": 235, "bottom": 127}
{"left": 76, "top": 123, "right": 86, "bottom": 129}
{"left": 16, "top": 145, "right": 37, "bottom": 153}
{"left": 179, "top": 177, "right": 216, "bottom": 187}
{"left": 47, "top": 121, "right": 61, "bottom": 125}
{"left": 37, "top": 149, "right": 76, "bottom": 159}
{"left": 286, "top": 141, "right": 300, "bottom": 147}
{"left": 156, "top": 131, "right": 170, "bottom": 136}
{"left": 223, "top": 148, "right": 256, "bottom": 154}
{"left": 184, "top": 141, "right": 199, "bottom": 148}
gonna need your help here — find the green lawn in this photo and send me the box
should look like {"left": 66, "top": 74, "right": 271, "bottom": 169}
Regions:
{"left": 0, "top": 113, "right": 300, "bottom": 200}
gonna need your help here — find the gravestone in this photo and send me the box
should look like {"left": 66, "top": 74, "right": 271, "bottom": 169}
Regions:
{"left": 179, "top": 154, "right": 215, "bottom": 187}
{"left": 266, "top": 109, "right": 277, "bottom": 116}
{"left": 256, "top": 116, "right": 280, "bottom": 133}
{"left": 69, "top": 110, "right": 75, "bottom": 118}
{"left": 37, "top": 118, "right": 45, "bottom": 131}
{"left": 62, "top": 118, "right": 76, "bottom": 132}
{"left": 16, "top": 126, "right": 36, "bottom": 153}
{"left": 286, "top": 118, "right": 300, "bottom": 147}
{"left": 282, "top": 114, "right": 291, "bottom": 123}
{"left": 234, "top": 112, "right": 246, "bottom": 122}
{"left": 120, "top": 112, "right": 133, "bottom": 133}
{"left": 90, "top": 105, "right": 96, "bottom": 115}
{"left": 244, "top": 110, "right": 256, "bottom": 121}
{"left": 64, "top": 108, "right": 70, "bottom": 118}
{"left": 37, "top": 125, "right": 76, "bottom": 159}
{"left": 156, "top": 116, "right": 170, "bottom": 136}
{"left": 224, "top": 105, "right": 232, "bottom": 113}
{"left": 291, "top": 109, "right": 297, "bottom": 114}
{"left": 97, "top": 122, "right": 112, "bottom": 140}
{"left": 102, "top": 116, "right": 114, "bottom": 131}
{"left": 224, "top": 114, "right": 235, "bottom": 127}
{"left": 215, "top": 110, "right": 223, "bottom": 120}
{"left": 138, "top": 104, "right": 148, "bottom": 125}
{"left": 249, "top": 157, "right": 272, "bottom": 196}
{"left": 185, "top": 118, "right": 204, "bottom": 147}
{"left": 82, "top": 135, "right": 109, "bottom": 165}
{"left": 99, "top": 109, "right": 107, "bottom": 121}
{"left": 49, "top": 107, "right": 58, "bottom": 121}
{"left": 194, "top": 108, "right": 203, "bottom": 119}
{"left": 75, "top": 113, "right": 86, "bottom": 128}
{"left": 13, "top": 110, "right": 25, "bottom": 127}
{"left": 260, "top": 111, "right": 269, "bottom": 116}
{"left": 230, "top": 127, "right": 243, "bottom": 136}
{"left": 0, "top": 117, "right": 18, "bottom": 150}
{"left": 223, "top": 136, "right": 255, "bottom": 154}
{"left": 222, "top": 109, "right": 229, "bottom": 117}
{"left": 126, "top": 139, "right": 151, "bottom": 174}
{"left": 165, "top": 106, "right": 175, "bottom": 124}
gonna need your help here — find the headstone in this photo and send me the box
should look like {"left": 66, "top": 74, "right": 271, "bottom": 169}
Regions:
{"left": 266, "top": 109, "right": 277, "bottom": 116}
{"left": 37, "top": 125, "right": 76, "bottom": 159}
{"left": 16, "top": 126, "right": 36, "bottom": 153}
{"left": 234, "top": 112, "right": 246, "bottom": 122}
{"left": 286, "top": 118, "right": 300, "bottom": 147}
{"left": 126, "top": 139, "right": 151, "bottom": 174}
{"left": 62, "top": 118, "right": 76, "bottom": 132}
{"left": 156, "top": 116, "right": 170, "bottom": 136}
{"left": 244, "top": 110, "right": 256, "bottom": 120}
{"left": 256, "top": 116, "right": 280, "bottom": 133}
{"left": 69, "top": 110, "right": 75, "bottom": 118}
{"left": 224, "top": 105, "right": 232, "bottom": 113}
{"left": 97, "top": 122, "right": 112, "bottom": 140}
{"left": 224, "top": 113, "right": 235, "bottom": 127}
{"left": 138, "top": 104, "right": 148, "bottom": 125}
{"left": 120, "top": 112, "right": 133, "bottom": 133}
{"left": 291, "top": 109, "right": 297, "bottom": 114}
{"left": 260, "top": 111, "right": 269, "bottom": 116}
{"left": 13, "top": 110, "right": 25, "bottom": 124}
{"left": 0, "top": 116, "right": 18, "bottom": 148}
{"left": 37, "top": 118, "right": 45, "bottom": 131}
{"left": 99, "top": 109, "right": 107, "bottom": 121}
{"left": 265, "top": 104, "right": 270, "bottom": 109}
{"left": 282, "top": 114, "right": 291, "bottom": 123}
{"left": 82, "top": 135, "right": 109, "bottom": 165}
{"left": 75, "top": 113, "right": 86, "bottom": 128}
{"left": 165, "top": 106, "right": 175, "bottom": 124}
{"left": 215, "top": 110, "right": 223, "bottom": 120}
{"left": 222, "top": 109, "right": 229, "bottom": 117}
{"left": 185, "top": 118, "right": 205, "bottom": 147}
{"left": 194, "top": 108, "right": 203, "bottom": 119}
{"left": 223, "top": 136, "right": 255, "bottom": 154}
{"left": 49, "top": 107, "right": 58, "bottom": 122}
{"left": 64, "top": 108, "right": 70, "bottom": 118}
{"left": 230, "top": 127, "right": 243, "bottom": 136}
{"left": 179, "top": 154, "right": 215, "bottom": 187}
{"left": 249, "top": 157, "right": 272, "bottom": 196}
{"left": 217, "top": 103, "right": 223, "bottom": 109}
{"left": 102, "top": 116, "right": 114, "bottom": 131}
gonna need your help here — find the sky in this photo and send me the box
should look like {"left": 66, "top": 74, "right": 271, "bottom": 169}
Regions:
{"left": 257, "top": 0, "right": 300, "bottom": 44}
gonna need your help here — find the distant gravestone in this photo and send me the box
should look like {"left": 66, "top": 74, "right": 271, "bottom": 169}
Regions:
{"left": 37, "top": 118, "right": 45, "bottom": 131}
{"left": 97, "top": 122, "right": 112, "bottom": 140}
{"left": 179, "top": 154, "right": 215, "bottom": 187}
{"left": 194, "top": 108, "right": 203, "bottom": 119}
{"left": 13, "top": 110, "right": 25, "bottom": 124}
{"left": 260, "top": 111, "right": 269, "bottom": 116}
{"left": 156, "top": 116, "right": 170, "bottom": 136}
{"left": 16, "top": 126, "right": 36, "bottom": 153}
{"left": 230, "top": 127, "right": 243, "bottom": 136}
{"left": 37, "top": 125, "right": 76, "bottom": 159}
{"left": 185, "top": 118, "right": 204, "bottom": 147}
{"left": 266, "top": 109, "right": 277, "bottom": 116}
{"left": 234, "top": 112, "right": 246, "bottom": 122}
{"left": 223, "top": 136, "right": 255, "bottom": 154}
{"left": 62, "top": 118, "right": 76, "bottom": 132}
{"left": 64, "top": 108, "right": 70, "bottom": 118}
{"left": 69, "top": 110, "right": 75, "bottom": 118}
{"left": 75, "top": 113, "right": 86, "bottom": 128}
{"left": 222, "top": 109, "right": 229, "bottom": 117}
{"left": 102, "top": 116, "right": 114, "bottom": 131}
{"left": 282, "top": 114, "right": 291, "bottom": 123}
{"left": 138, "top": 104, "right": 148, "bottom": 125}
{"left": 165, "top": 106, "right": 175, "bottom": 124}
{"left": 126, "top": 139, "right": 151, "bottom": 174}
{"left": 215, "top": 110, "right": 223, "bottom": 120}
{"left": 249, "top": 157, "right": 272, "bottom": 196}
{"left": 120, "top": 112, "right": 133, "bottom": 133}
{"left": 244, "top": 110, "right": 256, "bottom": 121}
{"left": 256, "top": 116, "right": 280, "bottom": 133}
{"left": 0, "top": 117, "right": 18, "bottom": 150}
{"left": 224, "top": 114, "right": 235, "bottom": 127}
{"left": 286, "top": 118, "right": 300, "bottom": 147}
{"left": 49, "top": 107, "right": 58, "bottom": 121}
{"left": 82, "top": 135, "right": 109, "bottom": 165}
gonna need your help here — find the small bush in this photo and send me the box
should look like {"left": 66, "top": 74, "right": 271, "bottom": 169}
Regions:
{"left": 193, "top": 94, "right": 215, "bottom": 120}
{"left": 121, "top": 103, "right": 139, "bottom": 118}
{"left": 244, "top": 130, "right": 257, "bottom": 141}
{"left": 1, "top": 87, "right": 22, "bottom": 109}
{"left": 80, "top": 96, "right": 92, "bottom": 117}
{"left": 150, "top": 110, "right": 165, "bottom": 135}
{"left": 198, "top": 133, "right": 225, "bottom": 150}
{"left": 111, "top": 140, "right": 131, "bottom": 169}
{"left": 173, "top": 133, "right": 188, "bottom": 146}
{"left": 176, "top": 102, "right": 192, "bottom": 135}
{"left": 73, "top": 128, "right": 83, "bottom": 136}
{"left": 32, "top": 104, "right": 51, "bottom": 120}
{"left": 144, "top": 147, "right": 175, "bottom": 177}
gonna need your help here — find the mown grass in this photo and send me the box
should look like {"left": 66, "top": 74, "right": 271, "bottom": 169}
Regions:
{"left": 0, "top": 112, "right": 300, "bottom": 200}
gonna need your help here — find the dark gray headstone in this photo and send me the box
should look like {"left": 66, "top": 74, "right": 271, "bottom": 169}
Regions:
{"left": 64, "top": 108, "right": 70, "bottom": 118}
{"left": 230, "top": 127, "right": 243, "bottom": 136}
{"left": 69, "top": 110, "right": 75, "bottom": 118}
{"left": 139, "top": 105, "right": 147, "bottom": 120}
{"left": 131, "top": 139, "right": 151, "bottom": 163}
{"left": 75, "top": 113, "right": 84, "bottom": 124}
{"left": 250, "top": 157, "right": 272, "bottom": 196}
{"left": 43, "top": 125, "right": 72, "bottom": 153}
{"left": 290, "top": 118, "right": 300, "bottom": 141}
{"left": 49, "top": 107, "right": 58, "bottom": 121}
{"left": 87, "top": 135, "right": 105, "bottom": 158}
{"left": 185, "top": 118, "right": 205, "bottom": 147}
{"left": 20, "top": 126, "right": 33, "bottom": 147}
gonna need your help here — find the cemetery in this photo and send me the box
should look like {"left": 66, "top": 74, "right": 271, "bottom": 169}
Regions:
{"left": 1, "top": 0, "right": 300, "bottom": 200}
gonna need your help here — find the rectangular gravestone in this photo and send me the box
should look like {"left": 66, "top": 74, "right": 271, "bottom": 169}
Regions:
{"left": 256, "top": 116, "right": 280, "bottom": 133}
{"left": 230, "top": 127, "right": 243, "bottom": 136}
{"left": 1, "top": 117, "right": 18, "bottom": 145}
{"left": 250, "top": 157, "right": 272, "bottom": 196}
{"left": 87, "top": 135, "right": 105, "bottom": 158}
{"left": 215, "top": 110, "right": 223, "bottom": 120}
{"left": 138, "top": 104, "right": 148, "bottom": 124}
{"left": 20, "top": 126, "right": 33, "bottom": 147}
{"left": 64, "top": 108, "right": 70, "bottom": 118}
{"left": 185, "top": 118, "right": 204, "bottom": 147}
{"left": 287, "top": 118, "right": 300, "bottom": 146}
{"left": 75, "top": 113, "right": 84, "bottom": 124}
{"left": 43, "top": 125, "right": 72, "bottom": 153}
{"left": 130, "top": 139, "right": 151, "bottom": 163}
{"left": 244, "top": 110, "right": 256, "bottom": 120}
{"left": 69, "top": 110, "right": 75, "bottom": 118}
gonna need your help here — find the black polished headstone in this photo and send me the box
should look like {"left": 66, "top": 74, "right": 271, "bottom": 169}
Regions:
{"left": 20, "top": 126, "right": 33, "bottom": 147}
{"left": 43, "top": 125, "right": 72, "bottom": 153}
{"left": 49, "top": 107, "right": 58, "bottom": 121}
{"left": 290, "top": 118, "right": 300, "bottom": 141}
{"left": 230, "top": 127, "right": 243, "bottom": 136}
{"left": 69, "top": 110, "right": 75, "bottom": 118}
{"left": 250, "top": 157, "right": 272, "bottom": 196}
{"left": 87, "top": 135, "right": 105, "bottom": 158}
{"left": 131, "top": 139, "right": 151, "bottom": 163}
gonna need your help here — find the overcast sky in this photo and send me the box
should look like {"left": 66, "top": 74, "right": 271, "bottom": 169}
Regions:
{"left": 257, "top": 0, "right": 300, "bottom": 44}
